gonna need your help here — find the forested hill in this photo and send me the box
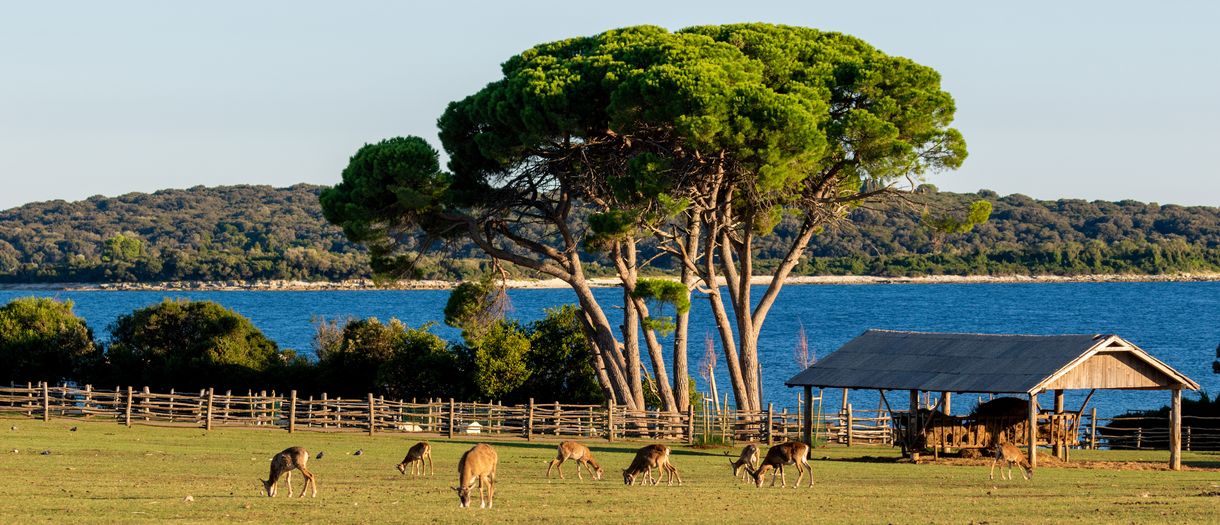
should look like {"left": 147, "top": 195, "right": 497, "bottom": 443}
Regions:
{"left": 0, "top": 185, "right": 371, "bottom": 283}
{"left": 1, "top": 184, "right": 1218, "bottom": 284}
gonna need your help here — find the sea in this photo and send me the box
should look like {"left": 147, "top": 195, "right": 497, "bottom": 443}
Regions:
{"left": 2, "top": 282, "right": 1217, "bottom": 419}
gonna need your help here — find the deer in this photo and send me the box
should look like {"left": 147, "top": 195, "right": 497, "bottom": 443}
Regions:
{"left": 746, "top": 442, "right": 812, "bottom": 488}
{"left": 546, "top": 441, "right": 603, "bottom": 480}
{"left": 989, "top": 442, "right": 1033, "bottom": 480}
{"left": 396, "top": 441, "right": 434, "bottom": 477}
{"left": 262, "top": 446, "right": 317, "bottom": 497}
{"left": 726, "top": 443, "right": 760, "bottom": 482}
{"left": 452, "top": 443, "right": 497, "bottom": 508}
{"left": 622, "top": 444, "right": 681, "bottom": 486}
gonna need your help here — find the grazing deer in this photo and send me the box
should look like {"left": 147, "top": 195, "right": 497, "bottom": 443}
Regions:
{"left": 547, "top": 441, "right": 603, "bottom": 480}
{"left": 452, "top": 444, "right": 498, "bottom": 508}
{"left": 262, "top": 446, "right": 317, "bottom": 497}
{"left": 622, "top": 444, "right": 681, "bottom": 486}
{"left": 727, "top": 444, "right": 760, "bottom": 482}
{"left": 396, "top": 441, "right": 434, "bottom": 477}
{"left": 747, "top": 442, "right": 812, "bottom": 488}
{"left": 989, "top": 442, "right": 1033, "bottom": 480}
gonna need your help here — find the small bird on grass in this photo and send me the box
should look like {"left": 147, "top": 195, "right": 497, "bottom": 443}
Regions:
{"left": 69, "top": 426, "right": 78, "bottom": 432}
{"left": 316, "top": 451, "right": 325, "bottom": 459}
{"left": 40, "top": 450, "right": 51, "bottom": 456}
{"left": 353, "top": 449, "right": 364, "bottom": 456}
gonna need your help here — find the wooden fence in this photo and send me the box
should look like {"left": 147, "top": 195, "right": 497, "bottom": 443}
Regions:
{"left": 0, "top": 383, "right": 829, "bottom": 444}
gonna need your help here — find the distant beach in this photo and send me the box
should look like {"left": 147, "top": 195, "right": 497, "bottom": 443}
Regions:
{"left": 3, "top": 272, "right": 1219, "bottom": 291}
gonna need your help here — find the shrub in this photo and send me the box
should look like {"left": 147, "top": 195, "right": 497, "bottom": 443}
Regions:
{"left": 106, "top": 299, "right": 284, "bottom": 390}
{"left": 0, "top": 297, "right": 100, "bottom": 383}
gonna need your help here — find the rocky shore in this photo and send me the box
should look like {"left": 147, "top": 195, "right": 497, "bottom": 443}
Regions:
{"left": 2, "top": 272, "right": 1219, "bottom": 292}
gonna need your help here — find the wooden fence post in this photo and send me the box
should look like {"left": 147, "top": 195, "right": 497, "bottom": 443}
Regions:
{"left": 766, "top": 403, "right": 774, "bottom": 446}
{"left": 526, "top": 398, "right": 535, "bottom": 441}
{"left": 448, "top": 398, "right": 456, "bottom": 439}
{"left": 687, "top": 403, "right": 695, "bottom": 445}
{"left": 41, "top": 382, "right": 50, "bottom": 422}
{"left": 846, "top": 403, "right": 854, "bottom": 448}
{"left": 288, "top": 391, "right": 297, "bottom": 434}
{"left": 368, "top": 393, "right": 376, "bottom": 436}
{"left": 606, "top": 402, "right": 615, "bottom": 442}
{"left": 1090, "top": 407, "right": 1098, "bottom": 449}
{"left": 125, "top": 387, "right": 133, "bottom": 428}
{"left": 205, "top": 388, "right": 214, "bottom": 431}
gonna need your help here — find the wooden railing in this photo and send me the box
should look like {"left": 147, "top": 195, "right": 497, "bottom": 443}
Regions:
{"left": 0, "top": 383, "right": 820, "bottom": 444}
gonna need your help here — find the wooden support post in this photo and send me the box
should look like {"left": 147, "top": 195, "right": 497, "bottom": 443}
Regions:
{"left": 288, "top": 390, "right": 297, "bottom": 434}
{"left": 766, "top": 403, "right": 774, "bottom": 446}
{"left": 84, "top": 384, "right": 93, "bottom": 417}
{"left": 1027, "top": 392, "right": 1038, "bottom": 470}
{"left": 42, "top": 382, "right": 50, "bottom": 422}
{"left": 687, "top": 404, "right": 695, "bottom": 445}
{"left": 125, "top": 387, "right": 133, "bottom": 428}
{"left": 908, "top": 390, "right": 919, "bottom": 459}
{"left": 940, "top": 392, "right": 951, "bottom": 415}
{"left": 448, "top": 398, "right": 456, "bottom": 439}
{"left": 802, "top": 386, "right": 813, "bottom": 447}
{"left": 526, "top": 398, "right": 535, "bottom": 441}
{"left": 1169, "top": 387, "right": 1182, "bottom": 470}
{"left": 606, "top": 402, "right": 615, "bottom": 442}
{"left": 1090, "top": 407, "right": 1098, "bottom": 449}
{"left": 205, "top": 388, "right": 214, "bottom": 431}
{"left": 1053, "top": 389, "right": 1065, "bottom": 459}
{"left": 846, "top": 403, "right": 854, "bottom": 448}
{"left": 368, "top": 393, "right": 376, "bottom": 436}
{"left": 841, "top": 388, "right": 848, "bottom": 411}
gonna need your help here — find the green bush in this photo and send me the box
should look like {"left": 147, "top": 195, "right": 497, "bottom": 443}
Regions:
{"left": 106, "top": 299, "right": 285, "bottom": 390}
{"left": 0, "top": 297, "right": 100, "bottom": 383}
{"left": 522, "top": 305, "right": 604, "bottom": 404}
{"left": 314, "top": 317, "right": 465, "bottom": 399}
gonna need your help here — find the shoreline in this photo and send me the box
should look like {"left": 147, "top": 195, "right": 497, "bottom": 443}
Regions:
{"left": 2, "top": 272, "right": 1219, "bottom": 291}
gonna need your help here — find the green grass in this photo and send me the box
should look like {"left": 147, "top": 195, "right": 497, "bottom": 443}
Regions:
{"left": 1, "top": 416, "right": 1218, "bottom": 524}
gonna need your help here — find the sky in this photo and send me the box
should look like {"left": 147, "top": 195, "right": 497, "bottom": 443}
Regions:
{"left": 1, "top": 1, "right": 1217, "bottom": 210}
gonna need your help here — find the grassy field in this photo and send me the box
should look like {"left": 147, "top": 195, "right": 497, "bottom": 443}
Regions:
{"left": 1, "top": 416, "right": 1218, "bottom": 524}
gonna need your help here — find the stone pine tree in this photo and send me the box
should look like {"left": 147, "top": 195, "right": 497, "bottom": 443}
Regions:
{"left": 321, "top": 23, "right": 967, "bottom": 412}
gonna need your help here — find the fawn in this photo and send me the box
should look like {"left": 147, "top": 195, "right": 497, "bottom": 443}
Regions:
{"left": 262, "top": 446, "right": 317, "bottom": 497}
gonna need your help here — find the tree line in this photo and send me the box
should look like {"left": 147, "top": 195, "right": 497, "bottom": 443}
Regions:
{"left": 2, "top": 184, "right": 1218, "bottom": 285}
{"left": 0, "top": 289, "right": 604, "bottom": 404}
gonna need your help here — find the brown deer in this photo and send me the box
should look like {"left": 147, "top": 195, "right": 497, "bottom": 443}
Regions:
{"left": 262, "top": 446, "right": 317, "bottom": 497}
{"left": 746, "top": 442, "right": 812, "bottom": 488}
{"left": 546, "top": 441, "right": 603, "bottom": 480}
{"left": 396, "top": 441, "right": 433, "bottom": 477}
{"left": 622, "top": 444, "right": 681, "bottom": 486}
{"left": 989, "top": 442, "right": 1033, "bottom": 480}
{"left": 726, "top": 444, "right": 760, "bottom": 482}
{"left": 452, "top": 443, "right": 498, "bottom": 508}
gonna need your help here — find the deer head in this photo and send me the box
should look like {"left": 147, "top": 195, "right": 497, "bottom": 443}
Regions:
{"left": 452, "top": 485, "right": 472, "bottom": 508}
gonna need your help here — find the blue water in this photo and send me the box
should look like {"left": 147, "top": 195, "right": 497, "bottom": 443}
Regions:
{"left": 3, "top": 282, "right": 1217, "bottom": 418}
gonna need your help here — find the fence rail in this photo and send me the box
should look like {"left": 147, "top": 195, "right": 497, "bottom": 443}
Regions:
{"left": 2, "top": 383, "right": 833, "bottom": 444}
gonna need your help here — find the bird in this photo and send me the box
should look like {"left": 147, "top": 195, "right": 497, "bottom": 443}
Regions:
{"left": 9, "top": 426, "right": 15, "bottom": 431}
{"left": 69, "top": 426, "right": 78, "bottom": 432}
{"left": 353, "top": 449, "right": 364, "bottom": 456}
{"left": 315, "top": 451, "right": 325, "bottom": 460}
{"left": 40, "top": 450, "right": 51, "bottom": 455}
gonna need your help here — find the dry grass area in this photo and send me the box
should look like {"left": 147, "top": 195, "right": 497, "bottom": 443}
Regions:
{"left": 2, "top": 416, "right": 1219, "bottom": 524}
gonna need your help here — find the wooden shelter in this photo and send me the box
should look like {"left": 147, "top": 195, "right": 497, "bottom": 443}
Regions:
{"left": 786, "top": 330, "right": 1200, "bottom": 470}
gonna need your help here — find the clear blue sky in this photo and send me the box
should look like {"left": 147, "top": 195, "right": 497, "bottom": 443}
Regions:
{"left": 2, "top": 1, "right": 1217, "bottom": 210}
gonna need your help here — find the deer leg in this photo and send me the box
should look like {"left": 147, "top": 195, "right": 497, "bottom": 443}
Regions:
{"left": 428, "top": 453, "right": 434, "bottom": 476}
{"left": 299, "top": 466, "right": 316, "bottom": 497}
{"left": 780, "top": 464, "right": 788, "bottom": 488}
{"left": 989, "top": 456, "right": 998, "bottom": 480}
{"left": 793, "top": 462, "right": 805, "bottom": 488}
{"left": 670, "top": 463, "right": 682, "bottom": 486}
{"left": 546, "top": 458, "right": 558, "bottom": 478}
{"left": 576, "top": 459, "right": 585, "bottom": 480}
{"left": 285, "top": 471, "right": 294, "bottom": 498}
{"left": 487, "top": 474, "right": 495, "bottom": 509}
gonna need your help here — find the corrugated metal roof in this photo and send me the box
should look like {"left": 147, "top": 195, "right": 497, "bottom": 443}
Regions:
{"left": 784, "top": 330, "right": 1196, "bottom": 393}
